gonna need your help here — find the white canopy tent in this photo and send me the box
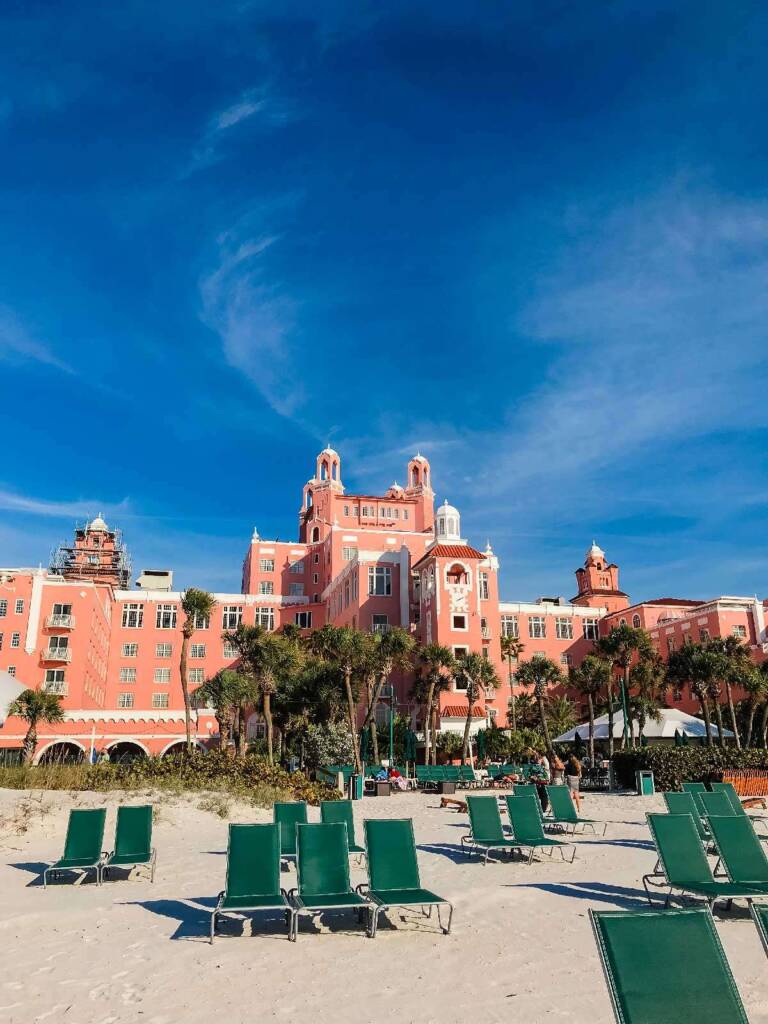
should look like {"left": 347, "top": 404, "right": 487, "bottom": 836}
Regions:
{"left": 0, "top": 669, "right": 24, "bottom": 727}
{"left": 554, "top": 707, "right": 735, "bottom": 743}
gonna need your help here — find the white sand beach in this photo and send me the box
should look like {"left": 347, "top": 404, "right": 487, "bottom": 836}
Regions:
{"left": 1, "top": 787, "right": 767, "bottom": 1024}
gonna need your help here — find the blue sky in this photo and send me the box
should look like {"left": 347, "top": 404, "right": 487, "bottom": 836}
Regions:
{"left": 1, "top": 1, "right": 767, "bottom": 602}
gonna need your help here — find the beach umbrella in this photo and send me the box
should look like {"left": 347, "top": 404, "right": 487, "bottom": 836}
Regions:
{"left": 573, "top": 730, "right": 585, "bottom": 754}
{"left": 673, "top": 730, "right": 682, "bottom": 747}
{"left": 359, "top": 726, "right": 370, "bottom": 765}
{"left": 681, "top": 731, "right": 689, "bottom": 746}
{"left": 476, "top": 729, "right": 486, "bottom": 760}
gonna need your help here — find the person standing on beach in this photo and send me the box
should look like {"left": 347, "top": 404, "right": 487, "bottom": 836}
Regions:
{"left": 566, "top": 754, "right": 582, "bottom": 813}
{"left": 534, "top": 752, "right": 551, "bottom": 811}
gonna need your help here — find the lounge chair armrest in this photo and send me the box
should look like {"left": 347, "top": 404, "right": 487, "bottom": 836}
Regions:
{"left": 356, "top": 883, "right": 370, "bottom": 895}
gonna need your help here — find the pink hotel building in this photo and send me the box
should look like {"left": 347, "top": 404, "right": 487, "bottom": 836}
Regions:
{"left": 0, "top": 447, "right": 765, "bottom": 761}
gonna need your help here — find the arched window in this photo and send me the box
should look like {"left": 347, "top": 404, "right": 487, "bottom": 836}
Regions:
{"left": 306, "top": 491, "right": 313, "bottom": 509}
{"left": 632, "top": 614, "right": 641, "bottom": 628}
{"left": 437, "top": 518, "right": 445, "bottom": 535}
{"left": 424, "top": 469, "right": 429, "bottom": 487}
{"left": 320, "top": 460, "right": 329, "bottom": 481}
{"left": 619, "top": 617, "right": 627, "bottom": 626}
{"left": 448, "top": 517, "right": 457, "bottom": 535}
{"left": 331, "top": 461, "right": 338, "bottom": 480}
{"left": 411, "top": 466, "right": 420, "bottom": 487}
{"left": 311, "top": 526, "right": 320, "bottom": 543}
{"left": 447, "top": 563, "right": 468, "bottom": 586}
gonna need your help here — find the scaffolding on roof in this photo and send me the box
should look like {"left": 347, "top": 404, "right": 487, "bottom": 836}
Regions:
{"left": 49, "top": 521, "right": 132, "bottom": 589}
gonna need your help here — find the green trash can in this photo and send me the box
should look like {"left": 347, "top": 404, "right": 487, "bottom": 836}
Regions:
{"left": 347, "top": 773, "right": 364, "bottom": 801}
{"left": 636, "top": 770, "right": 655, "bottom": 796}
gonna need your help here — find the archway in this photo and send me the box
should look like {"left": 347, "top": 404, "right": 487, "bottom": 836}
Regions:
{"left": 35, "top": 741, "right": 86, "bottom": 765}
{"left": 160, "top": 739, "right": 207, "bottom": 758}
{"left": 107, "top": 740, "right": 149, "bottom": 765}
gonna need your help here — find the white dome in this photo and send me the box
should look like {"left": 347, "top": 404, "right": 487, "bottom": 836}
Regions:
{"left": 435, "top": 499, "right": 461, "bottom": 541}
{"left": 320, "top": 446, "right": 339, "bottom": 457}
{"left": 88, "top": 515, "right": 109, "bottom": 532}
{"left": 586, "top": 540, "right": 605, "bottom": 561}
{"left": 439, "top": 499, "right": 459, "bottom": 516}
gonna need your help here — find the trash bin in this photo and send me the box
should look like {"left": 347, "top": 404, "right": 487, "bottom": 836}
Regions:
{"left": 438, "top": 780, "right": 456, "bottom": 795}
{"left": 347, "top": 773, "right": 363, "bottom": 801}
{"left": 636, "top": 770, "right": 655, "bottom": 796}
{"left": 374, "top": 780, "right": 391, "bottom": 797}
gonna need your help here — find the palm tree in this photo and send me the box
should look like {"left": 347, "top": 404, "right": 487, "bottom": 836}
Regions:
{"left": 546, "top": 695, "right": 576, "bottom": 738}
{"left": 180, "top": 589, "right": 216, "bottom": 753}
{"left": 513, "top": 655, "right": 564, "bottom": 758}
{"left": 500, "top": 634, "right": 525, "bottom": 731}
{"left": 223, "top": 624, "right": 299, "bottom": 762}
{"left": 707, "top": 636, "right": 751, "bottom": 748}
{"left": 758, "top": 661, "right": 768, "bottom": 747}
{"left": 667, "top": 644, "right": 718, "bottom": 746}
{"left": 8, "top": 688, "right": 65, "bottom": 764}
{"left": 596, "top": 624, "right": 653, "bottom": 754}
{"left": 455, "top": 652, "right": 497, "bottom": 764}
{"left": 192, "top": 669, "right": 241, "bottom": 752}
{"left": 738, "top": 664, "right": 765, "bottom": 748}
{"left": 307, "top": 625, "right": 366, "bottom": 774}
{"left": 411, "top": 644, "right": 455, "bottom": 766}
{"left": 570, "top": 654, "right": 610, "bottom": 764}
{"left": 509, "top": 691, "right": 537, "bottom": 730}
{"left": 628, "top": 652, "right": 667, "bottom": 744}
{"left": 360, "top": 627, "right": 415, "bottom": 764}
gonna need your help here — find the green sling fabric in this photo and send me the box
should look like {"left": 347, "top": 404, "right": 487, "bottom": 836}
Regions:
{"left": 274, "top": 801, "right": 308, "bottom": 857}
{"left": 320, "top": 800, "right": 365, "bottom": 854}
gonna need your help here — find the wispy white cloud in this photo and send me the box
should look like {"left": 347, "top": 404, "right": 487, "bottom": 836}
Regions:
{"left": 199, "top": 226, "right": 304, "bottom": 418}
{"left": 0, "top": 489, "right": 130, "bottom": 520}
{"left": 0, "top": 306, "right": 73, "bottom": 374}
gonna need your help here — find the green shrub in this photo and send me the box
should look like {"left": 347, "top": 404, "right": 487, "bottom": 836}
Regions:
{"left": 612, "top": 747, "right": 768, "bottom": 791}
{"left": 302, "top": 721, "right": 356, "bottom": 770}
{"left": 0, "top": 750, "right": 339, "bottom": 806}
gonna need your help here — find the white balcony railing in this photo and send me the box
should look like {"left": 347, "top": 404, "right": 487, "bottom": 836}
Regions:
{"left": 43, "top": 683, "right": 68, "bottom": 696}
{"left": 481, "top": 627, "right": 491, "bottom": 639}
{"left": 46, "top": 614, "right": 75, "bottom": 628}
{"left": 43, "top": 647, "right": 72, "bottom": 663}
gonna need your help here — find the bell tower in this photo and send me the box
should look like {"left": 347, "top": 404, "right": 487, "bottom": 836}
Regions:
{"left": 572, "top": 541, "right": 629, "bottom": 612}
{"left": 405, "top": 453, "right": 435, "bottom": 532}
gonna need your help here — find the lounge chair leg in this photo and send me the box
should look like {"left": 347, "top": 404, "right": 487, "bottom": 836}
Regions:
{"left": 43, "top": 869, "right": 48, "bottom": 889}
{"left": 445, "top": 903, "right": 454, "bottom": 935}
{"left": 210, "top": 912, "right": 217, "bottom": 944}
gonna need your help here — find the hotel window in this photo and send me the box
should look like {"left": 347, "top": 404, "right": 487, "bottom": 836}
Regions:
{"left": 394, "top": 508, "right": 400, "bottom": 519}
{"left": 294, "top": 611, "right": 313, "bottom": 629}
{"left": 343, "top": 505, "right": 350, "bottom": 516}
{"left": 87, "top": 554, "right": 99, "bottom": 565}
{"left": 155, "top": 642, "right": 172, "bottom": 658}
{"left": 222, "top": 605, "right": 243, "bottom": 629}
{"left": 44, "top": 669, "right": 66, "bottom": 694}
{"left": 560, "top": 653, "right": 572, "bottom": 667}
{"left": 156, "top": 604, "right": 177, "bottom": 629}
{"left": 344, "top": 580, "right": 350, "bottom": 607}
{"left": 121, "top": 643, "right": 138, "bottom": 657}
{"left": 0, "top": 600, "right": 6, "bottom": 616}
{"left": 122, "top": 603, "right": 144, "bottom": 628}
{"left": 528, "top": 616, "right": 546, "bottom": 639}
{"left": 0, "top": 633, "right": 3, "bottom": 650}
{"left": 453, "top": 646, "right": 468, "bottom": 662}
{"left": 193, "top": 611, "right": 210, "bottom": 629}
{"left": 582, "top": 618, "right": 599, "bottom": 641}
{"left": 120, "top": 667, "right": 136, "bottom": 683}
{"left": 699, "top": 628, "right": 710, "bottom": 642}
{"left": 403, "top": 509, "right": 409, "bottom": 521}
{"left": 732, "top": 625, "right": 747, "bottom": 638}
{"left": 259, "top": 558, "right": 275, "bottom": 573}
{"left": 361, "top": 505, "right": 370, "bottom": 517}
{"left": 313, "top": 573, "right": 319, "bottom": 585}
{"left": 259, "top": 581, "right": 274, "bottom": 595}
{"left": 188, "top": 668, "right": 204, "bottom": 684}
{"left": 452, "top": 614, "right": 467, "bottom": 630}
{"left": 501, "top": 615, "right": 519, "bottom": 638}
{"left": 478, "top": 572, "right": 489, "bottom": 601}
{"left": 223, "top": 641, "right": 239, "bottom": 659}
{"left": 152, "top": 693, "right": 169, "bottom": 709}
{"left": 667, "top": 638, "right": 676, "bottom": 654}
{"left": 368, "top": 565, "right": 392, "bottom": 596}
{"left": 190, "top": 643, "right": 206, "bottom": 658}
{"left": 632, "top": 614, "right": 641, "bottom": 628}
{"left": 52, "top": 602, "right": 72, "bottom": 618}
{"left": 7, "top": 666, "right": 15, "bottom": 676}
{"left": 555, "top": 618, "right": 573, "bottom": 640}
{"left": 342, "top": 546, "right": 358, "bottom": 561}
{"left": 118, "top": 693, "right": 135, "bottom": 709}
{"left": 154, "top": 668, "right": 171, "bottom": 683}
{"left": 372, "top": 614, "right": 389, "bottom": 634}
{"left": 313, "top": 553, "right": 320, "bottom": 564}
{"left": 14, "top": 599, "right": 24, "bottom": 614}
{"left": 289, "top": 560, "right": 304, "bottom": 574}
{"left": 288, "top": 583, "right": 304, "bottom": 597}
{"left": 11, "top": 632, "right": 20, "bottom": 648}
{"left": 257, "top": 607, "right": 274, "bottom": 630}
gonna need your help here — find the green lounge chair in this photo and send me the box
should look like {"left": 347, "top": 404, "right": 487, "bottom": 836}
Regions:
{"left": 663, "top": 791, "right": 711, "bottom": 843}
{"left": 707, "top": 814, "right": 768, "bottom": 889}
{"left": 461, "top": 795, "right": 518, "bottom": 864}
{"left": 274, "top": 801, "right": 308, "bottom": 861}
{"left": 43, "top": 808, "right": 106, "bottom": 888}
{"left": 546, "top": 785, "right": 607, "bottom": 835}
{"left": 290, "top": 822, "right": 370, "bottom": 939}
{"left": 682, "top": 781, "right": 708, "bottom": 795}
{"left": 361, "top": 818, "right": 453, "bottom": 937}
{"left": 505, "top": 795, "right": 575, "bottom": 863}
{"left": 320, "top": 800, "right": 365, "bottom": 860}
{"left": 699, "top": 791, "right": 737, "bottom": 820}
{"left": 644, "top": 812, "right": 768, "bottom": 909}
{"left": 750, "top": 903, "right": 768, "bottom": 957}
{"left": 591, "top": 906, "right": 750, "bottom": 1024}
{"left": 211, "top": 823, "right": 292, "bottom": 943}
{"left": 711, "top": 782, "right": 768, "bottom": 833}
{"left": 102, "top": 805, "right": 156, "bottom": 883}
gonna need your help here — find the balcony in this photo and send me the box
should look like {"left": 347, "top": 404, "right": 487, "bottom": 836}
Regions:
{"left": 481, "top": 626, "right": 491, "bottom": 639}
{"left": 371, "top": 623, "right": 392, "bottom": 635}
{"left": 46, "top": 614, "right": 75, "bottom": 629}
{"left": 42, "top": 646, "right": 72, "bottom": 663}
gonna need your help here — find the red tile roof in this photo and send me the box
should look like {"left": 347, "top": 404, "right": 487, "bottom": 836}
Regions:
{"left": 413, "top": 544, "right": 486, "bottom": 568}
{"left": 441, "top": 705, "right": 486, "bottom": 718}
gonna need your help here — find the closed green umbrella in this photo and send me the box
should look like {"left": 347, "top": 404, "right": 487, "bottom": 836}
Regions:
{"left": 476, "top": 729, "right": 487, "bottom": 760}
{"left": 681, "top": 730, "right": 689, "bottom": 747}
{"left": 404, "top": 728, "right": 417, "bottom": 763}
{"left": 359, "top": 727, "right": 370, "bottom": 765}
{"left": 674, "top": 729, "right": 682, "bottom": 747}
{"left": 640, "top": 732, "right": 648, "bottom": 747}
